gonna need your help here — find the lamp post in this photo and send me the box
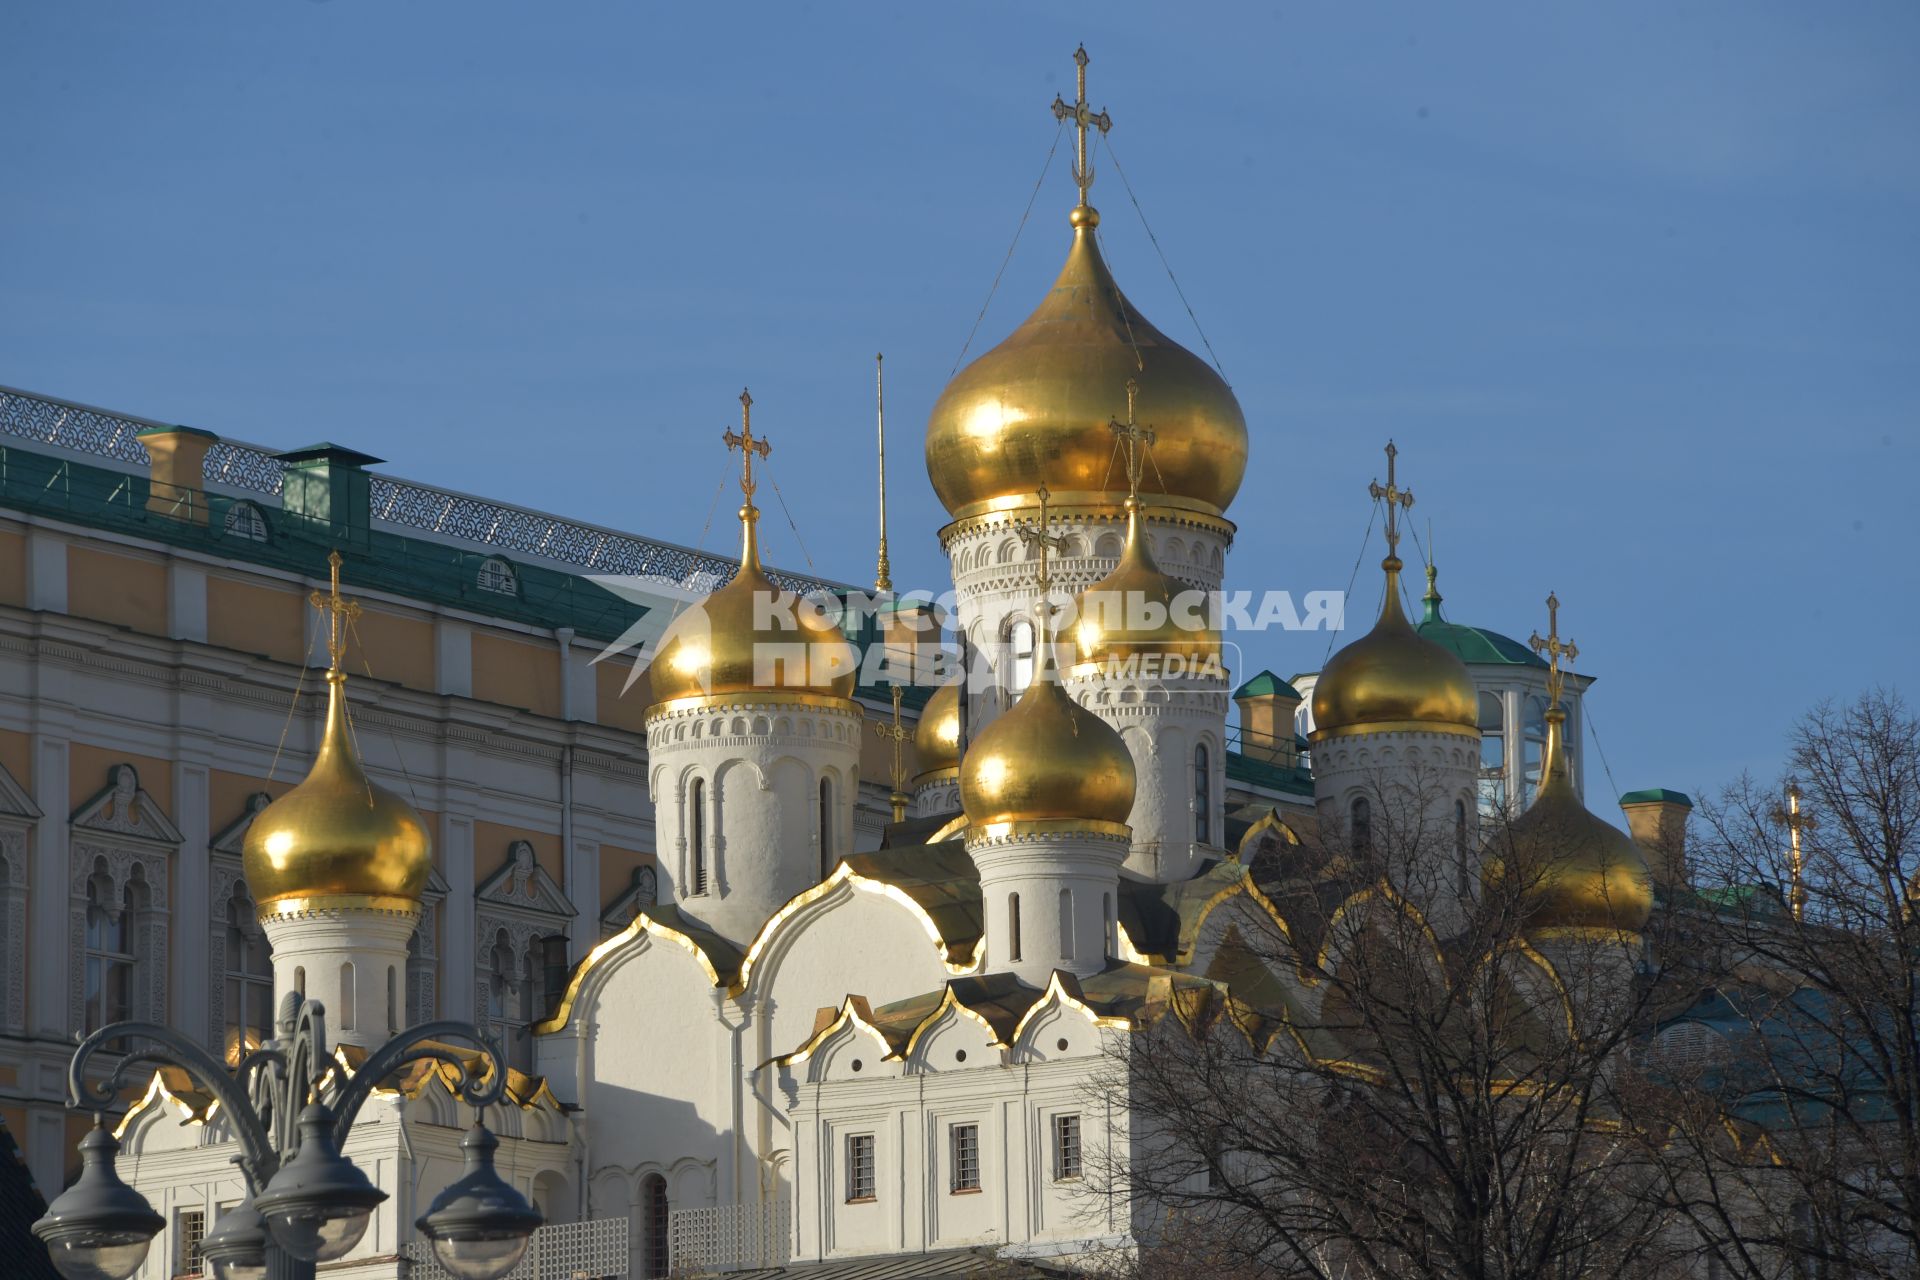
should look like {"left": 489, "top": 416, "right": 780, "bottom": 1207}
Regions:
{"left": 32, "top": 996, "right": 542, "bottom": 1280}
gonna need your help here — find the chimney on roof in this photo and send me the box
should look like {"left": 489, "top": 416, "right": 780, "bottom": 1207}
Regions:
{"left": 137, "top": 425, "right": 218, "bottom": 525}
{"left": 1620, "top": 788, "right": 1694, "bottom": 888}
{"left": 1233, "top": 671, "right": 1303, "bottom": 769}
{"left": 880, "top": 595, "right": 946, "bottom": 683}
{"left": 275, "top": 443, "right": 383, "bottom": 551}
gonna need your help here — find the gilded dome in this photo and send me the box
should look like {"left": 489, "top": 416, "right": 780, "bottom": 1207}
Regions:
{"left": 960, "top": 642, "right": 1135, "bottom": 830}
{"left": 648, "top": 508, "right": 859, "bottom": 709}
{"left": 1071, "top": 498, "right": 1220, "bottom": 674}
{"left": 1484, "top": 709, "right": 1653, "bottom": 934}
{"left": 925, "top": 205, "right": 1248, "bottom": 521}
{"left": 243, "top": 670, "right": 432, "bottom": 910}
{"left": 1311, "top": 558, "right": 1478, "bottom": 740}
{"left": 913, "top": 679, "right": 962, "bottom": 781}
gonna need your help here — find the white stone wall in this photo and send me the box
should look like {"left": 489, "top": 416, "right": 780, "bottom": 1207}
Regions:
{"left": 784, "top": 1005, "right": 1135, "bottom": 1263}
{"left": 645, "top": 697, "right": 862, "bottom": 947}
{"left": 260, "top": 906, "right": 419, "bottom": 1052}
{"left": 1068, "top": 673, "right": 1229, "bottom": 882}
{"left": 941, "top": 510, "right": 1230, "bottom": 737}
{"left": 967, "top": 829, "right": 1128, "bottom": 984}
{"left": 1310, "top": 727, "right": 1481, "bottom": 933}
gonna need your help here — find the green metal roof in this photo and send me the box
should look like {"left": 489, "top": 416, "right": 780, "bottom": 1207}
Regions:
{"left": 1416, "top": 585, "right": 1547, "bottom": 668}
{"left": 1620, "top": 787, "right": 1693, "bottom": 807}
{"left": 0, "top": 443, "right": 646, "bottom": 643}
{"left": 1234, "top": 670, "right": 1302, "bottom": 700}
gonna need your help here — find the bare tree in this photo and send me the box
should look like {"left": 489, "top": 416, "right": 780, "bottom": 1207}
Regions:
{"left": 1099, "top": 764, "right": 1679, "bottom": 1280}
{"left": 1639, "top": 689, "right": 1920, "bottom": 1279}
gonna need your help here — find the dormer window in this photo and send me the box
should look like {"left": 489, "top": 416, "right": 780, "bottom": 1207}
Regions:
{"left": 223, "top": 500, "right": 269, "bottom": 542}
{"left": 477, "top": 556, "right": 518, "bottom": 596}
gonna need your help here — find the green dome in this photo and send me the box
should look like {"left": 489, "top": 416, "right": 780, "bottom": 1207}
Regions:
{"left": 1416, "top": 567, "right": 1547, "bottom": 668}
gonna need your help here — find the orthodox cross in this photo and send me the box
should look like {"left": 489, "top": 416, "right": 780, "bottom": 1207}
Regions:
{"left": 1529, "top": 592, "right": 1580, "bottom": 706}
{"left": 309, "top": 550, "right": 360, "bottom": 673}
{"left": 1369, "top": 440, "right": 1414, "bottom": 558}
{"left": 1050, "top": 45, "right": 1112, "bottom": 207}
{"left": 1109, "top": 378, "right": 1156, "bottom": 501}
{"left": 873, "top": 685, "right": 912, "bottom": 824}
{"left": 1771, "top": 780, "right": 1817, "bottom": 922}
{"left": 1016, "top": 484, "right": 1068, "bottom": 600}
{"left": 723, "top": 388, "right": 771, "bottom": 505}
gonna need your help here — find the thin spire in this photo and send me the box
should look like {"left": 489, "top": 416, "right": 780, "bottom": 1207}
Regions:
{"left": 1050, "top": 44, "right": 1112, "bottom": 213}
{"left": 723, "top": 388, "right": 772, "bottom": 570}
{"left": 1422, "top": 530, "right": 1444, "bottom": 625}
{"left": 873, "top": 684, "right": 912, "bottom": 824}
{"left": 874, "top": 354, "right": 892, "bottom": 595}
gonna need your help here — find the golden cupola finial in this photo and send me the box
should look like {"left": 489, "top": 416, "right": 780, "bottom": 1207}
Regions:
{"left": 913, "top": 678, "right": 963, "bottom": 784}
{"left": 925, "top": 46, "right": 1248, "bottom": 523}
{"left": 647, "top": 390, "right": 858, "bottom": 709}
{"left": 242, "top": 552, "right": 432, "bottom": 913}
{"left": 1485, "top": 596, "right": 1653, "bottom": 935}
{"left": 1073, "top": 379, "right": 1220, "bottom": 674}
{"left": 1310, "top": 443, "right": 1478, "bottom": 740}
{"left": 961, "top": 485, "right": 1136, "bottom": 832}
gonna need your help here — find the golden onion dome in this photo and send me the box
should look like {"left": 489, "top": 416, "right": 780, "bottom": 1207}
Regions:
{"left": 1072, "top": 497, "right": 1220, "bottom": 674}
{"left": 647, "top": 506, "right": 859, "bottom": 709}
{"left": 925, "top": 204, "right": 1249, "bottom": 522}
{"left": 1311, "top": 556, "right": 1478, "bottom": 740}
{"left": 960, "top": 621, "right": 1135, "bottom": 830}
{"left": 913, "top": 679, "right": 962, "bottom": 782}
{"left": 243, "top": 669, "right": 432, "bottom": 910}
{"left": 1485, "top": 707, "right": 1653, "bottom": 934}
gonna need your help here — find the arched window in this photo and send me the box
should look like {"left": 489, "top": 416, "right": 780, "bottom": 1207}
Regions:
{"left": 1193, "top": 744, "right": 1212, "bottom": 845}
{"left": 225, "top": 891, "right": 274, "bottom": 1062}
{"left": 1008, "top": 892, "right": 1023, "bottom": 963}
{"left": 223, "top": 500, "right": 269, "bottom": 542}
{"left": 477, "top": 556, "right": 518, "bottom": 596}
{"left": 689, "top": 778, "right": 708, "bottom": 895}
{"left": 82, "top": 870, "right": 133, "bottom": 1035}
{"left": 1009, "top": 618, "right": 1036, "bottom": 696}
{"left": 1478, "top": 692, "right": 1506, "bottom": 815}
{"left": 819, "top": 775, "right": 834, "bottom": 877}
{"left": 487, "top": 932, "right": 534, "bottom": 1071}
{"left": 294, "top": 965, "right": 305, "bottom": 996}
{"left": 641, "top": 1174, "right": 671, "bottom": 1278}
{"left": 1058, "top": 888, "right": 1074, "bottom": 960}
{"left": 1349, "top": 797, "right": 1372, "bottom": 857}
{"left": 1454, "top": 800, "right": 1471, "bottom": 899}
{"left": 386, "top": 965, "right": 398, "bottom": 1034}
{"left": 338, "top": 961, "right": 356, "bottom": 1031}
{"left": 1103, "top": 892, "right": 1114, "bottom": 957}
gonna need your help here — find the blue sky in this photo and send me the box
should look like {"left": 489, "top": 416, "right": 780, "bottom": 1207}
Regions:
{"left": 4, "top": 2, "right": 1915, "bottom": 801}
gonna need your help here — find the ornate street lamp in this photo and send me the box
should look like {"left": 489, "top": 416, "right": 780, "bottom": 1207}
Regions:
{"left": 416, "top": 1122, "right": 547, "bottom": 1280}
{"left": 196, "top": 1198, "right": 267, "bottom": 1280}
{"left": 27, "top": 1119, "right": 163, "bottom": 1280}
{"left": 31, "top": 998, "right": 541, "bottom": 1280}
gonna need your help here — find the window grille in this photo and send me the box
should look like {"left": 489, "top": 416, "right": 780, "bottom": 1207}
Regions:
{"left": 177, "top": 1209, "right": 206, "bottom": 1276}
{"left": 846, "top": 1133, "right": 876, "bottom": 1202}
{"left": 1053, "top": 1114, "right": 1082, "bottom": 1181}
{"left": 950, "top": 1124, "right": 981, "bottom": 1193}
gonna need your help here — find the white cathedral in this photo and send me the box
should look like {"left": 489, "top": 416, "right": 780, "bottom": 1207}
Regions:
{"left": 76, "top": 51, "right": 1669, "bottom": 1280}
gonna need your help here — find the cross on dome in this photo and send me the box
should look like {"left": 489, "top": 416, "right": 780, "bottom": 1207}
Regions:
{"left": 1370, "top": 440, "right": 1414, "bottom": 559}
{"left": 1529, "top": 592, "right": 1580, "bottom": 707}
{"left": 1050, "top": 44, "right": 1113, "bottom": 209}
{"left": 1109, "top": 378, "right": 1157, "bottom": 502}
{"left": 308, "top": 550, "right": 362, "bottom": 674}
{"left": 724, "top": 388, "right": 771, "bottom": 506}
